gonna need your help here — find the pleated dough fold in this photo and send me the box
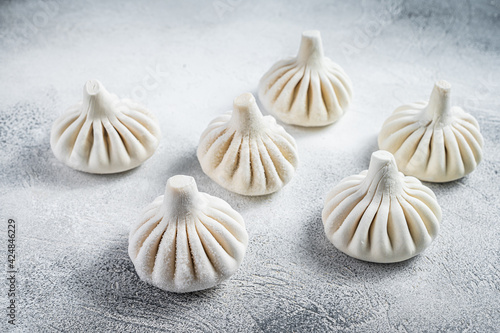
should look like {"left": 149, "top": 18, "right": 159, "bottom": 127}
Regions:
{"left": 129, "top": 175, "right": 248, "bottom": 293}
{"left": 51, "top": 80, "right": 161, "bottom": 174}
{"left": 258, "top": 30, "right": 352, "bottom": 127}
{"left": 198, "top": 93, "right": 299, "bottom": 196}
{"left": 378, "top": 80, "right": 483, "bottom": 182}
{"left": 322, "top": 150, "right": 441, "bottom": 263}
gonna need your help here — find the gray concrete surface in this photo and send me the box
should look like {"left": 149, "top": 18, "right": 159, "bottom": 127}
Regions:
{"left": 1, "top": 0, "right": 499, "bottom": 332}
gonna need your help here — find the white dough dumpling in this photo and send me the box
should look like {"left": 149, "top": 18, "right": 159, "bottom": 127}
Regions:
{"left": 197, "top": 92, "right": 299, "bottom": 196}
{"left": 51, "top": 79, "right": 161, "bottom": 174}
{"left": 322, "top": 150, "right": 442, "bottom": 263}
{"left": 129, "top": 175, "right": 248, "bottom": 293}
{"left": 258, "top": 30, "right": 353, "bottom": 127}
{"left": 378, "top": 80, "right": 483, "bottom": 182}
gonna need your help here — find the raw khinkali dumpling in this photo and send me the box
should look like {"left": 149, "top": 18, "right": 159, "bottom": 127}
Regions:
{"left": 378, "top": 80, "right": 483, "bottom": 182}
{"left": 197, "top": 92, "right": 299, "bottom": 196}
{"left": 129, "top": 175, "right": 248, "bottom": 293}
{"left": 258, "top": 30, "right": 353, "bottom": 127}
{"left": 322, "top": 150, "right": 441, "bottom": 263}
{"left": 51, "top": 79, "right": 161, "bottom": 174}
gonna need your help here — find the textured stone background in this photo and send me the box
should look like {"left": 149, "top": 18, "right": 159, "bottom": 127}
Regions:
{"left": 1, "top": 0, "right": 499, "bottom": 332}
